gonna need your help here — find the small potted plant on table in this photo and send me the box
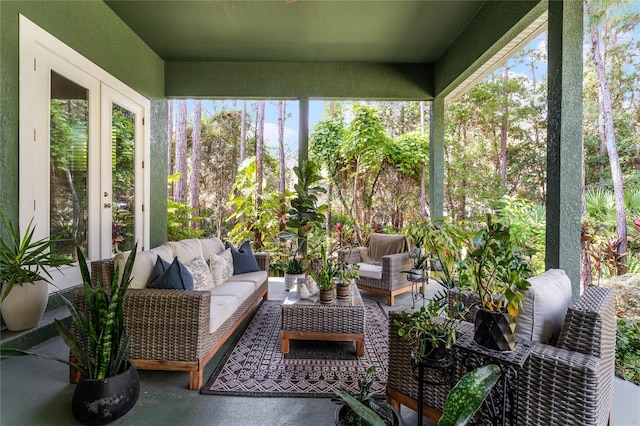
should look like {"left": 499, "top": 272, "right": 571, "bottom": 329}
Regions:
{"left": 310, "top": 246, "right": 340, "bottom": 304}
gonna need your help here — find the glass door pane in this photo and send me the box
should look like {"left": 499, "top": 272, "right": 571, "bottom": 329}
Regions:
{"left": 50, "top": 71, "right": 89, "bottom": 262}
{"left": 111, "top": 104, "right": 136, "bottom": 253}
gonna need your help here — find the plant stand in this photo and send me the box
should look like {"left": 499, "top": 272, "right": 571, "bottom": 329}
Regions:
{"left": 453, "top": 332, "right": 532, "bottom": 426}
{"left": 410, "top": 353, "right": 453, "bottom": 426}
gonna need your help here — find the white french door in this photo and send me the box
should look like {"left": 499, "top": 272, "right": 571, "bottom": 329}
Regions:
{"left": 19, "top": 16, "right": 150, "bottom": 292}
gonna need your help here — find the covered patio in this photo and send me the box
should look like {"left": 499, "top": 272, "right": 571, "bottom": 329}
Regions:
{"left": 2, "top": 1, "right": 632, "bottom": 425}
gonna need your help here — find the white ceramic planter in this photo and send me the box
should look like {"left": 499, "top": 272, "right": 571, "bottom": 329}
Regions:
{"left": 0, "top": 281, "right": 49, "bottom": 331}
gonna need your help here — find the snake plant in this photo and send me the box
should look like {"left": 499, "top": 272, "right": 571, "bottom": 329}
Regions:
{"left": 1, "top": 244, "right": 137, "bottom": 379}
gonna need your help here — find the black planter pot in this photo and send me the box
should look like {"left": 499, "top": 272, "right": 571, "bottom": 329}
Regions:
{"left": 473, "top": 308, "right": 516, "bottom": 351}
{"left": 334, "top": 402, "right": 404, "bottom": 426}
{"left": 72, "top": 361, "right": 140, "bottom": 425}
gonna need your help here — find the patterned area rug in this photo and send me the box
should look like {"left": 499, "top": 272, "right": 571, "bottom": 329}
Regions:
{"left": 201, "top": 300, "right": 389, "bottom": 397}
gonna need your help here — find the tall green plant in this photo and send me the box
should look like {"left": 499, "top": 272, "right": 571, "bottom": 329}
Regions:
{"left": 1, "top": 245, "right": 138, "bottom": 379}
{"left": 459, "top": 214, "right": 531, "bottom": 316}
{"left": 279, "top": 160, "right": 327, "bottom": 257}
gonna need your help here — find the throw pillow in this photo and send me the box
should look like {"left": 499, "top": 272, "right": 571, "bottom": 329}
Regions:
{"left": 185, "top": 256, "right": 215, "bottom": 291}
{"left": 225, "top": 241, "right": 261, "bottom": 274}
{"left": 209, "top": 248, "right": 234, "bottom": 287}
{"left": 147, "top": 255, "right": 171, "bottom": 288}
{"left": 148, "top": 257, "right": 194, "bottom": 290}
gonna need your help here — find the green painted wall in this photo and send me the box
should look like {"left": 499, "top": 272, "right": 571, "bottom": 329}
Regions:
{"left": 434, "top": 0, "right": 545, "bottom": 97}
{"left": 166, "top": 61, "right": 433, "bottom": 100}
{"left": 0, "top": 1, "right": 167, "bottom": 246}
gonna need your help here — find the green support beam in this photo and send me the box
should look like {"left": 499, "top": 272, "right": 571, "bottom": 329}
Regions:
{"left": 546, "top": 0, "right": 583, "bottom": 298}
{"left": 298, "top": 98, "right": 309, "bottom": 169}
{"left": 429, "top": 98, "right": 445, "bottom": 219}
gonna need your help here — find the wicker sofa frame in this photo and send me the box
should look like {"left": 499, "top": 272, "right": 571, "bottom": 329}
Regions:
{"left": 340, "top": 248, "right": 413, "bottom": 306}
{"left": 69, "top": 252, "right": 269, "bottom": 390}
{"left": 387, "top": 285, "right": 616, "bottom": 425}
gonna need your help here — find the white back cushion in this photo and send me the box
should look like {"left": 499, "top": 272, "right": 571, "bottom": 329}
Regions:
{"left": 200, "top": 237, "right": 225, "bottom": 259}
{"left": 114, "top": 244, "right": 173, "bottom": 289}
{"left": 165, "top": 239, "right": 204, "bottom": 264}
{"left": 516, "top": 269, "right": 573, "bottom": 344}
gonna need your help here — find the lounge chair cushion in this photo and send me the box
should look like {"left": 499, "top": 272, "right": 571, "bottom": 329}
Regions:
{"left": 516, "top": 268, "right": 573, "bottom": 344}
{"left": 357, "top": 262, "right": 383, "bottom": 281}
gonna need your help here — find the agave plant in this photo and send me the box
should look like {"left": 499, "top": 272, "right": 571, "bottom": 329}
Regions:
{"left": 0, "top": 213, "right": 69, "bottom": 301}
{"left": 1, "top": 244, "right": 137, "bottom": 379}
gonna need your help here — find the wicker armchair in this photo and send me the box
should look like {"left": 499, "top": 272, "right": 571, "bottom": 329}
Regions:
{"left": 70, "top": 252, "right": 269, "bottom": 390}
{"left": 387, "top": 286, "right": 616, "bottom": 425}
{"left": 340, "top": 233, "right": 412, "bottom": 306}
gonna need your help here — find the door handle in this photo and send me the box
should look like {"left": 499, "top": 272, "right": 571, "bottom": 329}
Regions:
{"left": 104, "top": 203, "right": 111, "bottom": 208}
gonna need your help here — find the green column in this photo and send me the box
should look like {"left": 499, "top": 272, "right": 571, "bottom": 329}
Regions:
{"left": 298, "top": 98, "right": 309, "bottom": 169}
{"left": 429, "top": 98, "right": 445, "bottom": 219}
{"left": 546, "top": 0, "right": 583, "bottom": 298}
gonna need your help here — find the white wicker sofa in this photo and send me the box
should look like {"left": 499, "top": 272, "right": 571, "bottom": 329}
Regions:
{"left": 70, "top": 237, "right": 268, "bottom": 390}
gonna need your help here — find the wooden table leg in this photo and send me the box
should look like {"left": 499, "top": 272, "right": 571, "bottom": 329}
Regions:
{"left": 356, "top": 336, "right": 365, "bottom": 356}
{"left": 280, "top": 331, "right": 290, "bottom": 354}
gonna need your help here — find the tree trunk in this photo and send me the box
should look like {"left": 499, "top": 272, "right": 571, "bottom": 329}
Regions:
{"left": 499, "top": 67, "right": 509, "bottom": 181}
{"left": 278, "top": 100, "right": 286, "bottom": 194}
{"left": 240, "top": 100, "right": 247, "bottom": 163}
{"left": 174, "top": 100, "right": 188, "bottom": 203}
{"left": 256, "top": 100, "right": 265, "bottom": 205}
{"left": 167, "top": 99, "right": 174, "bottom": 197}
{"left": 420, "top": 100, "right": 427, "bottom": 216}
{"left": 189, "top": 100, "right": 202, "bottom": 227}
{"left": 590, "top": 22, "right": 628, "bottom": 274}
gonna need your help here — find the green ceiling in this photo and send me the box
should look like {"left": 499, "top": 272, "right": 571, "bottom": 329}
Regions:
{"left": 105, "top": 0, "right": 484, "bottom": 63}
{"left": 103, "top": 0, "right": 546, "bottom": 99}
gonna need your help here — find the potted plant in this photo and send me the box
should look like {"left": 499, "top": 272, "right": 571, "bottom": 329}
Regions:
{"left": 458, "top": 214, "right": 532, "bottom": 351}
{"left": 279, "top": 159, "right": 327, "bottom": 259}
{"left": 437, "top": 364, "right": 502, "bottom": 426}
{"left": 405, "top": 221, "right": 429, "bottom": 281}
{"left": 309, "top": 246, "right": 340, "bottom": 304}
{"left": 335, "top": 260, "right": 359, "bottom": 299}
{"left": 0, "top": 213, "right": 69, "bottom": 331}
{"left": 283, "top": 255, "right": 305, "bottom": 291}
{"left": 334, "top": 365, "right": 403, "bottom": 426}
{"left": 394, "top": 297, "right": 464, "bottom": 362}
{"left": 1, "top": 244, "right": 140, "bottom": 425}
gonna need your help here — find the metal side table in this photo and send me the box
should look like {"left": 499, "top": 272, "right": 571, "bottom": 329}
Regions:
{"left": 453, "top": 332, "right": 532, "bottom": 426}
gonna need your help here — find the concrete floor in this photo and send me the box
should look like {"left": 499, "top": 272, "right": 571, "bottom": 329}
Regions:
{"left": 1, "top": 279, "right": 639, "bottom": 426}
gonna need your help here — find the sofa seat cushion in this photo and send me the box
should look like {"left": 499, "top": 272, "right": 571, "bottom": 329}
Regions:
{"left": 516, "top": 268, "right": 573, "bottom": 344}
{"left": 165, "top": 239, "right": 204, "bottom": 264}
{"left": 114, "top": 244, "right": 173, "bottom": 289}
{"left": 209, "top": 295, "right": 240, "bottom": 333}
{"left": 226, "top": 270, "right": 268, "bottom": 291}
{"left": 357, "top": 262, "right": 383, "bottom": 281}
{"left": 211, "top": 281, "right": 255, "bottom": 306}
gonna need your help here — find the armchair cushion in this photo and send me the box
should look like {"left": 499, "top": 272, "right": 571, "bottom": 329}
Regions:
{"left": 366, "top": 233, "right": 408, "bottom": 264}
{"left": 357, "top": 262, "right": 383, "bottom": 280}
{"left": 517, "top": 268, "right": 573, "bottom": 344}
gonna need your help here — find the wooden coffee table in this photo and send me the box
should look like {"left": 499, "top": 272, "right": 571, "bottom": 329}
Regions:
{"left": 280, "top": 283, "right": 366, "bottom": 356}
